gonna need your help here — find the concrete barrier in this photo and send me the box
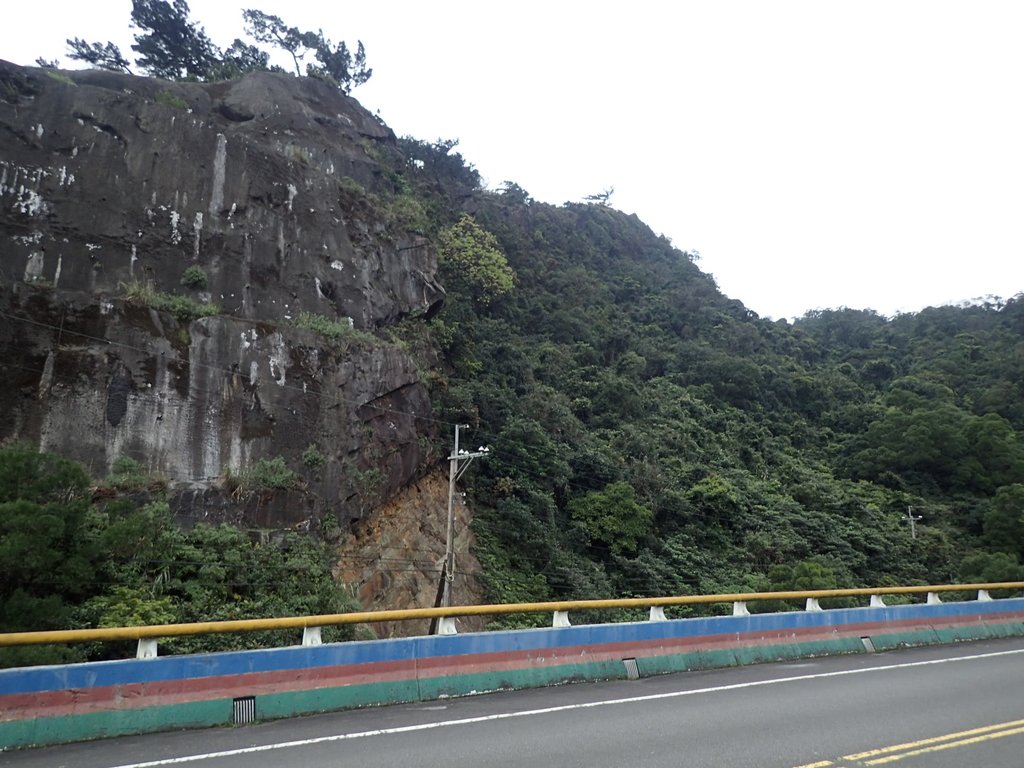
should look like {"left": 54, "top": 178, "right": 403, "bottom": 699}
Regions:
{"left": 2, "top": 597, "right": 1023, "bottom": 750}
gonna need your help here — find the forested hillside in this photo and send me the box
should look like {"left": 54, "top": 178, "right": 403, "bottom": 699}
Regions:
{"left": 2, "top": 63, "right": 1022, "bottom": 666}
{"left": 395, "top": 138, "right": 1024, "bottom": 620}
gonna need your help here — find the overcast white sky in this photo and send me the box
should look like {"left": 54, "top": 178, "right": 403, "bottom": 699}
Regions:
{"left": 3, "top": 1, "right": 1022, "bottom": 320}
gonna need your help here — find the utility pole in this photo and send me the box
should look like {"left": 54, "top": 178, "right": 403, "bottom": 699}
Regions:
{"left": 431, "top": 425, "right": 489, "bottom": 632}
{"left": 905, "top": 506, "right": 923, "bottom": 539}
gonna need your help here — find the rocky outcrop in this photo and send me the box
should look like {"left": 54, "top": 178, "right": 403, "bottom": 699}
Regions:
{"left": 0, "top": 61, "right": 442, "bottom": 327}
{"left": 0, "top": 61, "right": 445, "bottom": 527}
{"left": 335, "top": 471, "right": 486, "bottom": 637}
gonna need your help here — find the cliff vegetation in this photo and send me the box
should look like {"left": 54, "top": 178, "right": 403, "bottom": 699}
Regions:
{"left": 1, "top": 30, "right": 1022, "bottom": 660}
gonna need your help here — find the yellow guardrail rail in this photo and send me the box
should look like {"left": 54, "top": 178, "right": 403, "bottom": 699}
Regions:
{"left": 1, "top": 582, "right": 1022, "bottom": 648}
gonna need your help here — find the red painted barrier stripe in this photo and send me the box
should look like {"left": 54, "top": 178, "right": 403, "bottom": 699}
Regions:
{"left": 3, "top": 611, "right": 1021, "bottom": 724}
{"left": 0, "top": 658, "right": 417, "bottom": 722}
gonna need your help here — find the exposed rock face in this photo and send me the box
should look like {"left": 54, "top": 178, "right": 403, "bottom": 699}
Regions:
{"left": 335, "top": 471, "right": 485, "bottom": 637}
{"left": 0, "top": 61, "right": 445, "bottom": 528}
{"left": 0, "top": 62, "right": 442, "bottom": 327}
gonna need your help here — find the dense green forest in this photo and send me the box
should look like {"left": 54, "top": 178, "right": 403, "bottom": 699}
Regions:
{"left": 0, "top": 448, "right": 356, "bottom": 667}
{"left": 3, "top": 129, "right": 1023, "bottom": 666}
{"left": 393, "top": 137, "right": 1024, "bottom": 624}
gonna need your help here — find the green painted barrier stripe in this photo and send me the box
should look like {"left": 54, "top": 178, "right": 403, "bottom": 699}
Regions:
{"left": 5, "top": 620, "right": 1023, "bottom": 750}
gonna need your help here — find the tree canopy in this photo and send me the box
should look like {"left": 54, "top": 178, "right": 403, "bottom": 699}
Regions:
{"left": 437, "top": 214, "right": 516, "bottom": 306}
{"left": 385, "top": 139, "right": 1024, "bottom": 621}
{"left": 6, "top": 58, "right": 1023, "bottom": 648}
{"left": 0, "top": 445, "right": 355, "bottom": 668}
{"left": 129, "top": 0, "right": 220, "bottom": 80}
{"left": 60, "top": 1, "right": 371, "bottom": 92}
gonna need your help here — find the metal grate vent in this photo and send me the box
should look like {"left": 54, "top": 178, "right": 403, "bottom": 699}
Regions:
{"left": 232, "top": 696, "right": 256, "bottom": 724}
{"left": 623, "top": 658, "right": 641, "bottom": 680}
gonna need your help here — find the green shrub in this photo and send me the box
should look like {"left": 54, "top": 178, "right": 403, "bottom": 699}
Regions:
{"left": 0, "top": 448, "right": 358, "bottom": 666}
{"left": 45, "top": 70, "right": 76, "bottom": 86}
{"left": 121, "top": 282, "right": 219, "bottom": 322}
{"left": 337, "top": 177, "right": 429, "bottom": 233}
{"left": 293, "top": 312, "right": 352, "bottom": 337}
{"left": 438, "top": 213, "right": 515, "bottom": 304}
{"left": 387, "top": 194, "right": 430, "bottom": 233}
{"left": 224, "top": 457, "right": 298, "bottom": 493}
{"left": 160, "top": 294, "right": 218, "bottom": 322}
{"left": 104, "top": 456, "right": 167, "bottom": 493}
{"left": 337, "top": 176, "right": 370, "bottom": 198}
{"left": 108, "top": 457, "right": 145, "bottom": 490}
{"left": 302, "top": 444, "right": 326, "bottom": 469}
{"left": 156, "top": 90, "right": 188, "bottom": 110}
{"left": 180, "top": 266, "right": 208, "bottom": 290}
{"left": 292, "top": 312, "right": 375, "bottom": 344}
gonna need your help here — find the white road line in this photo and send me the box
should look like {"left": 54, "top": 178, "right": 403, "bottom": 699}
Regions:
{"left": 107, "top": 647, "right": 1024, "bottom": 768}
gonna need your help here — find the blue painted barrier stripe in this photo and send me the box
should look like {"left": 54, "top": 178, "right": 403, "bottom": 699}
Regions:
{"left": 2, "top": 599, "right": 1022, "bottom": 695}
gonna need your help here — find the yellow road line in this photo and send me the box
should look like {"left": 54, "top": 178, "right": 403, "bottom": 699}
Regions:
{"left": 843, "top": 717, "right": 1024, "bottom": 761}
{"left": 863, "top": 724, "right": 1024, "bottom": 764}
{"left": 793, "top": 718, "right": 1024, "bottom": 767}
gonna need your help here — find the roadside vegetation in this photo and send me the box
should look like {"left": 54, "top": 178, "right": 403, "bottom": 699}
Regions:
{"left": 0, "top": 445, "right": 355, "bottom": 668}
{"left": 391, "top": 137, "right": 1024, "bottom": 626}
{"left": 8, "top": 41, "right": 1024, "bottom": 650}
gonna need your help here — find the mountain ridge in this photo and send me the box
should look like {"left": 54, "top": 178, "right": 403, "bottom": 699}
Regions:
{"left": 1, "top": 60, "right": 1023, "bottom": 636}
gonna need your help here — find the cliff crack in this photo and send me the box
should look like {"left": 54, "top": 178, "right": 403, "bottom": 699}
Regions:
{"left": 72, "top": 112, "right": 127, "bottom": 147}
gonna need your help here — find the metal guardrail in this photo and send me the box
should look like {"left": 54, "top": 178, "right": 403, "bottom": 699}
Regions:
{"left": 1, "top": 582, "right": 1022, "bottom": 658}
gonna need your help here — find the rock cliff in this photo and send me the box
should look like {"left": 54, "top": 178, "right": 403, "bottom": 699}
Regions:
{"left": 0, "top": 61, "right": 445, "bottom": 531}
{"left": 336, "top": 471, "right": 485, "bottom": 637}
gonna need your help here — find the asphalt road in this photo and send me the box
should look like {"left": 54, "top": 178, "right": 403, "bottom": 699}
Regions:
{"left": 4, "top": 637, "right": 1024, "bottom": 768}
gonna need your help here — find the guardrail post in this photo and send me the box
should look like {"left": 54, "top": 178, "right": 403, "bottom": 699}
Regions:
{"left": 437, "top": 617, "right": 458, "bottom": 634}
{"left": 7, "top": 582, "right": 1024, "bottom": 654}
{"left": 302, "top": 626, "right": 323, "bottom": 646}
{"left": 136, "top": 638, "right": 158, "bottom": 659}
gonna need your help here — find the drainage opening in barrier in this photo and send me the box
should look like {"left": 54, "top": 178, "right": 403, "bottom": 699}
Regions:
{"left": 623, "top": 658, "right": 641, "bottom": 680}
{"left": 233, "top": 696, "right": 256, "bottom": 724}
{"left": 860, "top": 636, "right": 876, "bottom": 653}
